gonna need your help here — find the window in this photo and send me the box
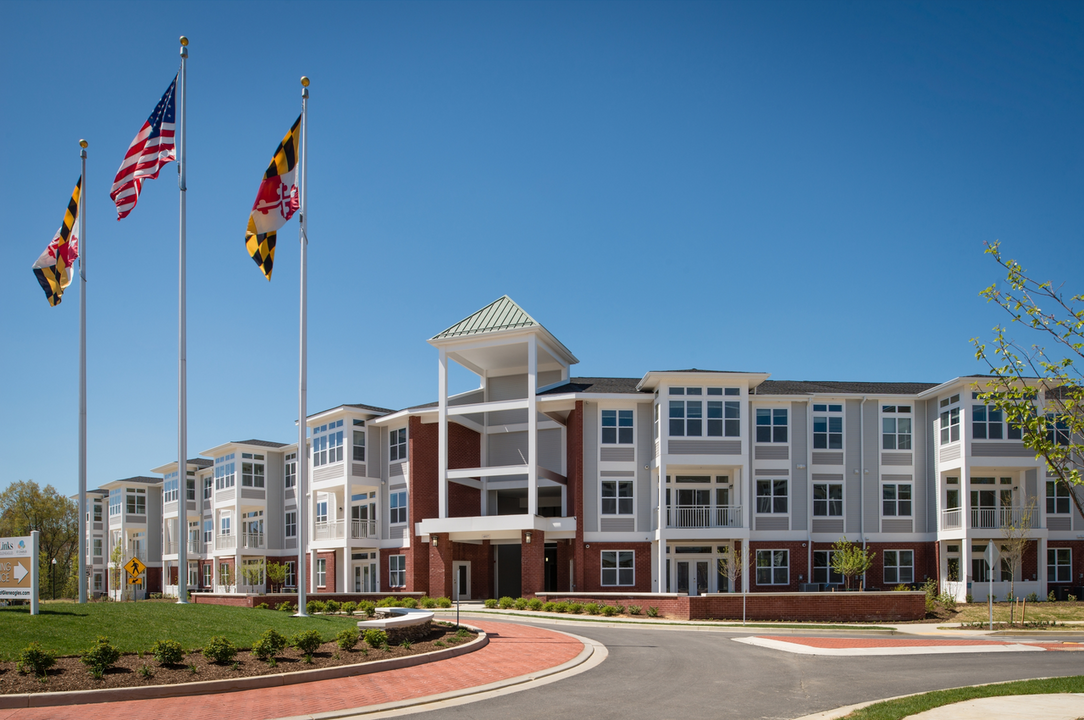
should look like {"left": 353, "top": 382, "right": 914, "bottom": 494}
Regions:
{"left": 669, "top": 388, "right": 702, "bottom": 437}
{"left": 203, "top": 564, "right": 212, "bottom": 588}
{"left": 220, "top": 515, "right": 231, "bottom": 536}
{"left": 939, "top": 406, "right": 960, "bottom": 445}
{"left": 203, "top": 476, "right": 212, "bottom": 499}
{"left": 284, "top": 560, "right": 296, "bottom": 588}
{"left": 882, "top": 550, "right": 914, "bottom": 584}
{"left": 946, "top": 544, "right": 960, "bottom": 582}
{"left": 601, "top": 550, "right": 635, "bottom": 586}
{"left": 882, "top": 406, "right": 912, "bottom": 450}
{"left": 313, "top": 420, "right": 344, "bottom": 467}
{"left": 601, "top": 480, "right": 634, "bottom": 515}
{"left": 1047, "top": 414, "right": 1070, "bottom": 446}
{"left": 188, "top": 562, "right": 199, "bottom": 587}
{"left": 972, "top": 404, "right": 1021, "bottom": 441}
{"left": 109, "top": 488, "right": 121, "bottom": 516}
{"left": 316, "top": 498, "right": 328, "bottom": 524}
{"left": 756, "top": 479, "right": 788, "bottom": 514}
{"left": 218, "top": 562, "right": 231, "bottom": 587}
{"left": 126, "top": 488, "right": 146, "bottom": 515}
{"left": 1048, "top": 548, "right": 1071, "bottom": 583}
{"left": 285, "top": 452, "right": 296, "bottom": 488}
{"left": 203, "top": 519, "right": 212, "bottom": 544}
{"left": 812, "top": 550, "right": 843, "bottom": 585}
{"left": 714, "top": 400, "right": 741, "bottom": 437}
{"left": 389, "top": 555, "right": 406, "bottom": 587}
{"left": 1047, "top": 481, "right": 1072, "bottom": 515}
{"left": 93, "top": 573, "right": 102, "bottom": 592}
{"left": 602, "top": 409, "right": 634, "bottom": 444}
{"left": 92, "top": 538, "right": 102, "bottom": 557}
{"left": 353, "top": 427, "right": 366, "bottom": 461}
{"left": 285, "top": 510, "right": 297, "bottom": 538}
{"left": 882, "top": 483, "right": 912, "bottom": 517}
{"left": 756, "top": 550, "right": 789, "bottom": 585}
{"left": 755, "top": 408, "right": 788, "bottom": 443}
{"left": 813, "top": 483, "right": 843, "bottom": 517}
{"left": 390, "top": 491, "right": 407, "bottom": 524}
{"left": 316, "top": 558, "right": 326, "bottom": 587}
{"left": 813, "top": 404, "right": 843, "bottom": 449}
{"left": 390, "top": 427, "right": 407, "bottom": 462}
{"left": 93, "top": 502, "right": 102, "bottom": 522}
{"left": 214, "top": 453, "right": 236, "bottom": 490}
{"left": 163, "top": 472, "right": 179, "bottom": 502}
{"left": 241, "top": 454, "right": 265, "bottom": 487}
{"left": 186, "top": 477, "right": 196, "bottom": 501}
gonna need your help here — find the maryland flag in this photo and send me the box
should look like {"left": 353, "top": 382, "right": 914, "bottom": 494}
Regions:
{"left": 245, "top": 115, "right": 301, "bottom": 280}
{"left": 32, "top": 178, "right": 82, "bottom": 306}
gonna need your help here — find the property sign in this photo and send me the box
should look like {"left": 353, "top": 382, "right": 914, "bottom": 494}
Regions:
{"left": 123, "top": 557, "right": 147, "bottom": 578}
{"left": 0, "top": 536, "right": 36, "bottom": 601}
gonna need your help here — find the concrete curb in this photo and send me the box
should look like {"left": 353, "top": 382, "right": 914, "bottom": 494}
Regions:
{"left": 0, "top": 624, "right": 488, "bottom": 709}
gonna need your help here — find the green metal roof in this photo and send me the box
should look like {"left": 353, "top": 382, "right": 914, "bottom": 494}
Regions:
{"left": 431, "top": 296, "right": 540, "bottom": 340}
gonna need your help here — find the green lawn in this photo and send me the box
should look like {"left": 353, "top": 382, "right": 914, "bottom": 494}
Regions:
{"left": 0, "top": 601, "right": 360, "bottom": 660}
{"left": 949, "top": 600, "right": 1084, "bottom": 625}
{"left": 843, "top": 676, "right": 1084, "bottom": 719}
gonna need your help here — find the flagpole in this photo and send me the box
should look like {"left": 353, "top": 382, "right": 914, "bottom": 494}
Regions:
{"left": 176, "top": 35, "right": 189, "bottom": 604}
{"left": 78, "top": 139, "right": 88, "bottom": 604}
{"left": 296, "top": 76, "right": 310, "bottom": 617}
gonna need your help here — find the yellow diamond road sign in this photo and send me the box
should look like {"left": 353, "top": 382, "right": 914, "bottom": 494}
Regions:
{"left": 124, "top": 557, "right": 146, "bottom": 577}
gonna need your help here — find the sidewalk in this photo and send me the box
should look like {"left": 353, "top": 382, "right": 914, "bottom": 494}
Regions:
{"left": 0, "top": 621, "right": 589, "bottom": 720}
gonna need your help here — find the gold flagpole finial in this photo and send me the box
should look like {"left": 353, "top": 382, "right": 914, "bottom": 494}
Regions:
{"left": 301, "top": 76, "right": 310, "bottom": 87}
{"left": 79, "top": 139, "right": 88, "bottom": 149}
{"left": 180, "top": 36, "right": 189, "bottom": 46}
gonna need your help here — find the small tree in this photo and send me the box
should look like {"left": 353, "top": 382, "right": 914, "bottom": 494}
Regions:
{"left": 266, "top": 562, "right": 288, "bottom": 593}
{"left": 240, "top": 561, "right": 265, "bottom": 592}
{"left": 830, "top": 538, "right": 875, "bottom": 590}
{"left": 717, "top": 544, "right": 746, "bottom": 625}
{"left": 1001, "top": 499, "right": 1036, "bottom": 623}
{"left": 109, "top": 544, "right": 125, "bottom": 601}
{"left": 219, "top": 564, "right": 233, "bottom": 593}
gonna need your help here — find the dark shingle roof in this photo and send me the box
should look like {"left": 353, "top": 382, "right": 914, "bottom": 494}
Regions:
{"left": 755, "top": 380, "right": 939, "bottom": 396}
{"left": 539, "top": 377, "right": 645, "bottom": 395}
{"left": 310, "top": 402, "right": 396, "bottom": 418}
{"left": 115, "top": 476, "right": 162, "bottom": 485}
{"left": 187, "top": 458, "right": 213, "bottom": 469}
{"left": 232, "top": 439, "right": 289, "bottom": 449}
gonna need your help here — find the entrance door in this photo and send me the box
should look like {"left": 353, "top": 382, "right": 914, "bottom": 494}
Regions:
{"left": 352, "top": 503, "right": 375, "bottom": 538}
{"left": 676, "top": 560, "right": 709, "bottom": 596}
{"left": 544, "top": 546, "right": 558, "bottom": 591}
{"left": 354, "top": 565, "right": 362, "bottom": 592}
{"left": 453, "top": 561, "right": 470, "bottom": 600}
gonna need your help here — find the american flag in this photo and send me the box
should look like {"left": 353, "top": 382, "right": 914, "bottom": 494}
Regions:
{"left": 110, "top": 75, "right": 177, "bottom": 220}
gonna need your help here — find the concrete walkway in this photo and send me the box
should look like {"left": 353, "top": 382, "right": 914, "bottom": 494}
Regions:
{"left": 905, "top": 694, "right": 1084, "bottom": 719}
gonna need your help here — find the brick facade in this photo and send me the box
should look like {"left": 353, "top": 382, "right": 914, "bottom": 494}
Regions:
{"left": 521, "top": 530, "right": 545, "bottom": 596}
{"left": 583, "top": 541, "right": 653, "bottom": 593}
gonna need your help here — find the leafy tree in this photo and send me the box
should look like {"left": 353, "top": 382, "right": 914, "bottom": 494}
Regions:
{"left": 109, "top": 544, "right": 125, "bottom": 601}
{"left": 973, "top": 241, "right": 1084, "bottom": 519}
{"left": 0, "top": 480, "right": 78, "bottom": 599}
{"left": 265, "top": 561, "right": 288, "bottom": 593}
{"left": 830, "top": 538, "right": 875, "bottom": 590}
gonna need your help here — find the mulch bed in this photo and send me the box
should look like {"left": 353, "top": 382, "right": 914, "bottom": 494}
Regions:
{"left": 0, "top": 625, "right": 473, "bottom": 695}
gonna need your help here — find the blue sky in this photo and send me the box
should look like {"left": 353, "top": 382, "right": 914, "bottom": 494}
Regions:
{"left": 3, "top": 1, "right": 1082, "bottom": 496}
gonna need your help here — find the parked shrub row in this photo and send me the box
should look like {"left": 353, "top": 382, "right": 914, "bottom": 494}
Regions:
{"left": 482, "top": 597, "right": 656, "bottom": 617}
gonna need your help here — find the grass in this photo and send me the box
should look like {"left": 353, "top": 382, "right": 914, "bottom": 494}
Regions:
{"left": 949, "top": 600, "right": 1084, "bottom": 625}
{"left": 0, "top": 601, "right": 360, "bottom": 660}
{"left": 842, "top": 676, "right": 1084, "bottom": 719}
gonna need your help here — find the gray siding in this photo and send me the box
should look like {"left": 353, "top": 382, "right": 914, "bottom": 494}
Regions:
{"left": 862, "top": 399, "right": 880, "bottom": 535}
{"left": 538, "top": 370, "right": 563, "bottom": 387}
{"left": 1025, "top": 469, "right": 1037, "bottom": 507}
{"left": 669, "top": 440, "right": 741, "bottom": 455}
{"left": 924, "top": 398, "right": 939, "bottom": 528}
{"left": 449, "top": 388, "right": 484, "bottom": 406}
{"left": 489, "top": 432, "right": 528, "bottom": 467}
{"left": 637, "top": 402, "right": 652, "bottom": 533}
{"left": 845, "top": 399, "right": 862, "bottom": 534}
{"left": 583, "top": 402, "right": 599, "bottom": 533}
{"left": 147, "top": 490, "right": 162, "bottom": 560}
{"left": 488, "top": 374, "right": 526, "bottom": 401}
{"left": 972, "top": 443, "right": 1034, "bottom": 457}
{"left": 915, "top": 400, "right": 930, "bottom": 534}
{"left": 790, "top": 402, "right": 807, "bottom": 531}
{"left": 538, "top": 428, "right": 562, "bottom": 473}
{"left": 266, "top": 451, "right": 285, "bottom": 550}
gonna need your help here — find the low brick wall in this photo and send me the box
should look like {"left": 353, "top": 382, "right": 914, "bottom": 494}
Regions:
{"left": 191, "top": 592, "right": 425, "bottom": 609}
{"left": 536, "top": 591, "right": 925, "bottom": 622}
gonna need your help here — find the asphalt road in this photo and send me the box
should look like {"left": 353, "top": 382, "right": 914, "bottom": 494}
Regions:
{"left": 409, "top": 619, "right": 1084, "bottom": 720}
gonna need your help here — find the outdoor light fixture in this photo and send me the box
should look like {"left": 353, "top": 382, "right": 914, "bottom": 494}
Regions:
{"left": 525, "top": 532, "right": 532, "bottom": 544}
{"left": 432, "top": 536, "right": 438, "bottom": 547}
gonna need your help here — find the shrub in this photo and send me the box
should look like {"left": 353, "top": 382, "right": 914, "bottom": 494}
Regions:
{"left": 336, "top": 628, "right": 359, "bottom": 651}
{"left": 420, "top": 596, "right": 437, "bottom": 608}
{"left": 894, "top": 584, "right": 912, "bottom": 592}
{"left": 965, "top": 594, "right": 974, "bottom": 604}
{"left": 514, "top": 597, "right": 529, "bottom": 610}
{"left": 498, "top": 596, "right": 515, "bottom": 609}
{"left": 436, "top": 596, "right": 452, "bottom": 608}
{"left": 568, "top": 603, "right": 583, "bottom": 614}
{"left": 646, "top": 606, "right": 659, "bottom": 618}
{"left": 542, "top": 601, "right": 557, "bottom": 612}
{"left": 400, "top": 639, "right": 412, "bottom": 649}
{"left": 358, "top": 600, "right": 377, "bottom": 617}
{"left": 150, "top": 639, "right": 184, "bottom": 666}
{"left": 484, "top": 598, "right": 498, "bottom": 609}
{"left": 601, "top": 605, "right": 618, "bottom": 616}
{"left": 554, "top": 601, "right": 569, "bottom": 613}
{"left": 82, "top": 636, "right": 121, "bottom": 676}
{"left": 937, "top": 593, "right": 957, "bottom": 611}
{"left": 307, "top": 600, "right": 326, "bottom": 614}
{"left": 924, "top": 594, "right": 937, "bottom": 616}
{"left": 377, "top": 596, "right": 400, "bottom": 607}
{"left": 342, "top": 601, "right": 358, "bottom": 616}
{"left": 324, "top": 599, "right": 341, "bottom": 613}
{"left": 138, "top": 664, "right": 153, "bottom": 678}
{"left": 252, "top": 629, "right": 288, "bottom": 662}
{"left": 293, "top": 630, "right": 324, "bottom": 658}
{"left": 1027, "top": 592, "right": 1040, "bottom": 603}
{"left": 1049, "top": 590, "right": 1058, "bottom": 602}
{"left": 202, "top": 636, "right": 237, "bottom": 665}
{"left": 19, "top": 642, "right": 55, "bottom": 678}
{"left": 363, "top": 629, "right": 388, "bottom": 648}
{"left": 255, "top": 602, "right": 269, "bottom": 610}
{"left": 527, "top": 598, "right": 543, "bottom": 611}
{"left": 615, "top": 604, "right": 626, "bottom": 614}
{"left": 1069, "top": 594, "right": 1078, "bottom": 603}
{"left": 628, "top": 605, "right": 641, "bottom": 616}
{"left": 584, "top": 603, "right": 600, "bottom": 615}
{"left": 277, "top": 601, "right": 294, "bottom": 612}
{"left": 400, "top": 597, "right": 418, "bottom": 609}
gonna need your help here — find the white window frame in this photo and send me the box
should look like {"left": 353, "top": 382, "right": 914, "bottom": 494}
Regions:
{"left": 284, "top": 452, "right": 297, "bottom": 488}
{"left": 939, "top": 394, "right": 961, "bottom": 445}
{"left": 126, "top": 488, "right": 146, "bottom": 515}
{"left": 390, "top": 427, "right": 407, "bottom": 462}
{"left": 812, "top": 550, "right": 843, "bottom": 585}
{"left": 882, "top": 405, "right": 913, "bottom": 450}
{"left": 109, "top": 488, "right": 121, "bottom": 517}
{"left": 669, "top": 387, "right": 703, "bottom": 437}
{"left": 1048, "top": 548, "right": 1071, "bottom": 583}
{"left": 92, "top": 538, "right": 102, "bottom": 557}
{"left": 203, "top": 518, "right": 212, "bottom": 544}
{"left": 1047, "top": 480, "right": 1072, "bottom": 515}
{"left": 601, "top": 550, "right": 635, "bottom": 586}
{"left": 241, "top": 453, "right": 265, "bottom": 488}
{"left": 163, "top": 472, "right": 179, "bottom": 503}
{"left": 756, "top": 479, "right": 788, "bottom": 514}
{"left": 883, "top": 549, "right": 914, "bottom": 585}
{"left": 313, "top": 420, "right": 344, "bottom": 467}
{"left": 390, "top": 491, "right": 408, "bottom": 524}
{"left": 601, "top": 409, "right": 634, "bottom": 444}
{"left": 812, "top": 403, "right": 843, "bottom": 450}
{"left": 812, "top": 482, "right": 843, "bottom": 517}
{"left": 601, "top": 480, "right": 634, "bottom": 515}
{"left": 882, "top": 483, "right": 913, "bottom": 517}
{"left": 755, "top": 407, "right": 788, "bottom": 443}
{"left": 214, "top": 453, "right": 236, "bottom": 491}
{"left": 353, "top": 422, "right": 366, "bottom": 461}
{"left": 285, "top": 560, "right": 297, "bottom": 588}
{"left": 756, "top": 549, "right": 789, "bottom": 585}
{"left": 285, "top": 510, "right": 297, "bottom": 538}
{"left": 203, "top": 563, "right": 212, "bottom": 588}
{"left": 389, "top": 554, "right": 406, "bottom": 587}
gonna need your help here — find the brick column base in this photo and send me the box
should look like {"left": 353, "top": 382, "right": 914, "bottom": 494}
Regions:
{"left": 521, "top": 529, "right": 545, "bottom": 597}
{"left": 429, "top": 533, "right": 453, "bottom": 599}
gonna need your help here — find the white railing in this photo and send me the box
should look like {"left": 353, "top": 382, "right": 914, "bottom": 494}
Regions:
{"left": 127, "top": 548, "right": 147, "bottom": 561}
{"left": 242, "top": 532, "right": 265, "bottom": 549}
{"left": 351, "top": 519, "right": 377, "bottom": 539}
{"left": 941, "top": 509, "right": 962, "bottom": 530}
{"left": 971, "top": 507, "right": 1030, "bottom": 530}
{"left": 667, "top": 505, "right": 743, "bottom": 529}
{"left": 314, "top": 520, "right": 344, "bottom": 540}
{"left": 215, "top": 534, "right": 236, "bottom": 550}
{"left": 164, "top": 541, "right": 202, "bottom": 555}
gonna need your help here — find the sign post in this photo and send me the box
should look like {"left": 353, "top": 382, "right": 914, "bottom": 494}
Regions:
{"left": 984, "top": 541, "right": 999, "bottom": 631}
{"left": 124, "top": 557, "right": 147, "bottom": 601}
{"left": 0, "top": 533, "right": 39, "bottom": 614}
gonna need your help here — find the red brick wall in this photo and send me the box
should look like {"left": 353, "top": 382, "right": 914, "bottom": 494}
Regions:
{"left": 1047, "top": 540, "right": 1084, "bottom": 585}
{"left": 749, "top": 541, "right": 808, "bottom": 592}
{"left": 429, "top": 533, "right": 452, "bottom": 599}
{"left": 146, "top": 567, "right": 162, "bottom": 593}
{"left": 454, "top": 540, "right": 491, "bottom": 600}
{"left": 568, "top": 402, "right": 585, "bottom": 592}
{"left": 556, "top": 538, "right": 573, "bottom": 591}
{"left": 582, "top": 542, "right": 652, "bottom": 593}
{"left": 384, "top": 548, "right": 413, "bottom": 591}
{"left": 316, "top": 551, "right": 336, "bottom": 592}
{"left": 1021, "top": 541, "right": 1039, "bottom": 582}
{"left": 521, "top": 530, "right": 545, "bottom": 596}
{"left": 864, "top": 542, "right": 933, "bottom": 590}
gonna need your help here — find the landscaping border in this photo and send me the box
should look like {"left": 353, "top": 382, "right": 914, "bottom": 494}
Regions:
{"left": 0, "top": 624, "right": 487, "bottom": 709}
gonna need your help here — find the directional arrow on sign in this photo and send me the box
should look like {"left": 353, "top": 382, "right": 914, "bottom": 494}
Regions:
{"left": 13, "top": 562, "right": 27, "bottom": 583}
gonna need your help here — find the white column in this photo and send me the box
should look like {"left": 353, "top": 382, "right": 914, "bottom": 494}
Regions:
{"left": 527, "top": 335, "right": 538, "bottom": 517}
{"left": 438, "top": 348, "right": 448, "bottom": 519}
{"left": 480, "top": 373, "right": 488, "bottom": 517}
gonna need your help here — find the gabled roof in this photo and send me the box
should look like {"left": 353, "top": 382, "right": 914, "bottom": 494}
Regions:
{"left": 755, "top": 380, "right": 939, "bottom": 396}
{"left": 539, "top": 377, "right": 645, "bottom": 395}
{"left": 309, "top": 402, "right": 395, "bottom": 419}
{"left": 233, "top": 439, "right": 288, "bottom": 449}
{"left": 431, "top": 295, "right": 539, "bottom": 340}
{"left": 188, "top": 458, "right": 213, "bottom": 469}
{"left": 111, "top": 476, "right": 161, "bottom": 485}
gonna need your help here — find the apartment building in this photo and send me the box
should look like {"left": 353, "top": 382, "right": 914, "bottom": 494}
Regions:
{"left": 83, "top": 296, "right": 1082, "bottom": 603}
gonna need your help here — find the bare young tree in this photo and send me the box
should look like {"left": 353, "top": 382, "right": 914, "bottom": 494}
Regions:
{"left": 1001, "top": 499, "right": 1036, "bottom": 624}
{"left": 717, "top": 543, "right": 746, "bottom": 625}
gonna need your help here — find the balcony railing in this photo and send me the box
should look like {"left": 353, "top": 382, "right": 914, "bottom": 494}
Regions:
{"left": 242, "top": 532, "right": 265, "bottom": 549}
{"left": 971, "top": 507, "right": 1030, "bottom": 530}
{"left": 215, "top": 534, "right": 236, "bottom": 551}
{"left": 941, "top": 509, "right": 962, "bottom": 530}
{"left": 164, "top": 541, "right": 201, "bottom": 555}
{"left": 351, "top": 519, "right": 377, "bottom": 539}
{"left": 314, "top": 520, "right": 344, "bottom": 540}
{"left": 667, "top": 505, "right": 743, "bottom": 529}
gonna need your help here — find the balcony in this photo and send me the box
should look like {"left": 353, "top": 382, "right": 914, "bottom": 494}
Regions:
{"left": 215, "top": 534, "right": 236, "bottom": 551}
{"left": 314, "top": 520, "right": 344, "bottom": 540}
{"left": 164, "top": 541, "right": 201, "bottom": 555}
{"left": 941, "top": 509, "right": 962, "bottom": 530}
{"left": 940, "top": 507, "right": 1038, "bottom": 531}
{"left": 667, "top": 505, "right": 743, "bottom": 529}
{"left": 242, "top": 533, "right": 265, "bottom": 550}
{"left": 351, "top": 519, "right": 377, "bottom": 540}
